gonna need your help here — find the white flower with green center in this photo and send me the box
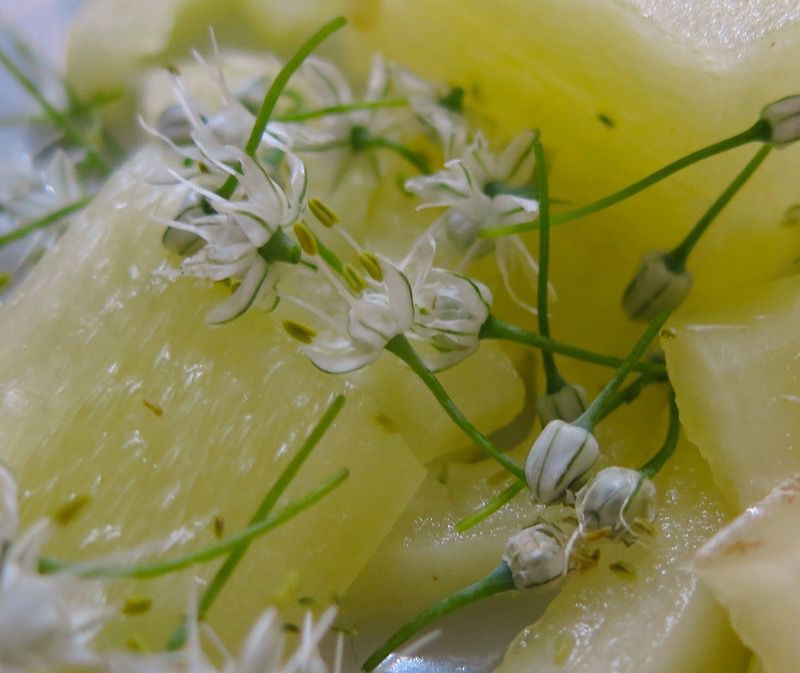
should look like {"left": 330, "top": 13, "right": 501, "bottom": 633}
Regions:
{"left": 290, "top": 256, "right": 414, "bottom": 374}
{"left": 0, "top": 463, "right": 107, "bottom": 673}
{"left": 402, "top": 235, "right": 492, "bottom": 371}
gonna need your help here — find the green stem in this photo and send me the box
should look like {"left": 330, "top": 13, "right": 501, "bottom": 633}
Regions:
{"left": 362, "top": 562, "right": 516, "bottom": 671}
{"left": 363, "top": 136, "right": 431, "bottom": 174}
{"left": 39, "top": 468, "right": 349, "bottom": 579}
{"left": 0, "top": 47, "right": 109, "bottom": 173}
{"left": 479, "top": 120, "right": 771, "bottom": 238}
{"left": 479, "top": 316, "right": 666, "bottom": 377}
{"left": 0, "top": 197, "right": 91, "bottom": 249}
{"left": 386, "top": 335, "right": 525, "bottom": 481}
{"left": 532, "top": 136, "right": 563, "bottom": 393}
{"left": 639, "top": 390, "right": 679, "bottom": 478}
{"left": 665, "top": 144, "right": 773, "bottom": 270}
{"left": 456, "top": 481, "right": 525, "bottom": 533}
{"left": 594, "top": 371, "right": 664, "bottom": 423}
{"left": 217, "top": 16, "right": 347, "bottom": 199}
{"left": 576, "top": 309, "right": 670, "bottom": 431}
{"left": 165, "top": 395, "right": 346, "bottom": 649}
{"left": 276, "top": 98, "right": 408, "bottom": 123}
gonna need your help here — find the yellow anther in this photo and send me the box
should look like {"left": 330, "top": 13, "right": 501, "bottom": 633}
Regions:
{"left": 282, "top": 320, "right": 317, "bottom": 344}
{"left": 53, "top": 494, "right": 92, "bottom": 526}
{"left": 343, "top": 264, "right": 368, "bottom": 293}
{"left": 293, "top": 221, "right": 319, "bottom": 256}
{"left": 309, "top": 198, "right": 339, "bottom": 228}
{"left": 358, "top": 251, "right": 383, "bottom": 282}
{"left": 122, "top": 595, "right": 153, "bottom": 616}
{"left": 0, "top": 273, "right": 11, "bottom": 291}
{"left": 609, "top": 560, "right": 637, "bottom": 580}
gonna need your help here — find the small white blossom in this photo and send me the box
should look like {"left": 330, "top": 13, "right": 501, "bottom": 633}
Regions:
{"left": 525, "top": 420, "right": 600, "bottom": 504}
{"left": 503, "top": 524, "right": 566, "bottom": 590}
{"left": 761, "top": 95, "right": 800, "bottom": 146}
{"left": 296, "top": 256, "right": 414, "bottom": 373}
{"left": 575, "top": 466, "right": 656, "bottom": 538}
{"left": 0, "top": 463, "right": 107, "bottom": 673}
{"left": 535, "top": 383, "right": 588, "bottom": 425}
{"left": 622, "top": 250, "right": 692, "bottom": 322}
{"left": 405, "top": 131, "right": 539, "bottom": 237}
{"left": 402, "top": 235, "right": 492, "bottom": 370}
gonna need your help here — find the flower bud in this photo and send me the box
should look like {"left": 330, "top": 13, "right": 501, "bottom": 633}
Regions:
{"left": 622, "top": 251, "right": 691, "bottom": 322}
{"left": 576, "top": 466, "right": 656, "bottom": 538}
{"left": 761, "top": 95, "right": 800, "bottom": 146}
{"left": 536, "top": 383, "right": 587, "bottom": 425}
{"left": 525, "top": 420, "right": 600, "bottom": 503}
{"left": 502, "top": 524, "right": 565, "bottom": 589}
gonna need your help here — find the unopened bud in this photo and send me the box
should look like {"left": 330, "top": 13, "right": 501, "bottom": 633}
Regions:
{"left": 525, "top": 420, "right": 600, "bottom": 503}
{"left": 622, "top": 251, "right": 691, "bottom": 322}
{"left": 536, "top": 383, "right": 587, "bottom": 425}
{"left": 761, "top": 95, "right": 800, "bottom": 146}
{"left": 503, "top": 524, "right": 565, "bottom": 589}
{"left": 576, "top": 466, "right": 656, "bottom": 538}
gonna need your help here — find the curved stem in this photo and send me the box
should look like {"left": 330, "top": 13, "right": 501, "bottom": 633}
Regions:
{"left": 0, "top": 197, "right": 91, "bottom": 249}
{"left": 362, "top": 562, "right": 516, "bottom": 672}
{"left": 479, "top": 120, "right": 770, "bottom": 238}
{"left": 386, "top": 335, "right": 525, "bottom": 481}
{"left": 217, "top": 16, "right": 347, "bottom": 199}
{"left": 639, "top": 389, "right": 680, "bottom": 478}
{"left": 276, "top": 98, "right": 408, "bottom": 123}
{"left": 665, "top": 144, "right": 773, "bottom": 270}
{"left": 576, "top": 309, "right": 670, "bottom": 431}
{"left": 0, "top": 47, "right": 109, "bottom": 173}
{"left": 532, "top": 136, "right": 563, "bottom": 393}
{"left": 164, "top": 395, "right": 345, "bottom": 649}
{"left": 456, "top": 481, "right": 525, "bottom": 533}
{"left": 480, "top": 316, "right": 667, "bottom": 377}
{"left": 364, "top": 136, "right": 431, "bottom": 174}
{"left": 39, "top": 468, "right": 349, "bottom": 579}
{"left": 594, "top": 371, "right": 665, "bottom": 424}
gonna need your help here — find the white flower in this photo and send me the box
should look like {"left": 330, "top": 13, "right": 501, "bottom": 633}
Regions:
{"left": 761, "top": 95, "right": 800, "bottom": 145}
{"left": 524, "top": 420, "right": 600, "bottom": 504}
{"left": 291, "top": 256, "right": 414, "bottom": 374}
{"left": 575, "top": 466, "right": 656, "bottom": 538}
{"left": 405, "top": 131, "right": 539, "bottom": 236}
{"left": 0, "top": 463, "right": 107, "bottom": 673}
{"left": 622, "top": 250, "right": 692, "bottom": 322}
{"left": 106, "top": 599, "right": 338, "bottom": 673}
{"left": 502, "top": 524, "right": 566, "bottom": 590}
{"left": 535, "top": 383, "right": 588, "bottom": 425}
{"left": 402, "top": 235, "right": 492, "bottom": 370}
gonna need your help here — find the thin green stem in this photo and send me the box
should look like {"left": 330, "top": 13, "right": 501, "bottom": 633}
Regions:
{"left": 0, "top": 198, "right": 91, "bottom": 249}
{"left": 39, "top": 468, "right": 349, "bottom": 579}
{"left": 217, "top": 16, "right": 347, "bottom": 199}
{"left": 666, "top": 144, "right": 773, "bottom": 269}
{"left": 165, "top": 395, "right": 346, "bottom": 649}
{"left": 532, "top": 136, "right": 563, "bottom": 393}
{"left": 362, "top": 562, "right": 516, "bottom": 671}
{"left": 594, "top": 371, "right": 663, "bottom": 423}
{"left": 479, "top": 120, "right": 771, "bottom": 238}
{"left": 275, "top": 98, "right": 408, "bottom": 123}
{"left": 363, "top": 136, "right": 431, "bottom": 174}
{"left": 456, "top": 481, "right": 525, "bottom": 533}
{"left": 479, "top": 316, "right": 667, "bottom": 377}
{"left": 0, "top": 46, "right": 109, "bottom": 173}
{"left": 639, "top": 390, "right": 679, "bottom": 478}
{"left": 576, "top": 310, "right": 670, "bottom": 431}
{"left": 386, "top": 335, "right": 525, "bottom": 481}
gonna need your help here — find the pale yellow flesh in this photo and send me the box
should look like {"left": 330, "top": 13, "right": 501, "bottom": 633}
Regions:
{"left": 663, "top": 275, "right": 800, "bottom": 509}
{"left": 0, "top": 148, "right": 430, "bottom": 647}
{"left": 696, "top": 475, "right": 800, "bottom": 673}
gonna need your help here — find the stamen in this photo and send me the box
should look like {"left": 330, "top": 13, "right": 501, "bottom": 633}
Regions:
{"left": 309, "top": 198, "right": 340, "bottom": 228}
{"left": 293, "top": 221, "right": 319, "bottom": 256}
{"left": 282, "top": 320, "right": 318, "bottom": 344}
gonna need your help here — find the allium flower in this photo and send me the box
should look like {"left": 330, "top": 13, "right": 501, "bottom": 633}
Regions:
{"left": 524, "top": 420, "right": 600, "bottom": 504}
{"left": 535, "top": 383, "right": 588, "bottom": 425}
{"left": 761, "top": 95, "right": 800, "bottom": 146}
{"left": 502, "top": 524, "right": 566, "bottom": 589}
{"left": 292, "top": 255, "right": 414, "bottom": 374}
{"left": 402, "top": 235, "right": 492, "bottom": 371}
{"left": 0, "top": 463, "right": 107, "bottom": 673}
{"left": 575, "top": 466, "right": 656, "bottom": 538}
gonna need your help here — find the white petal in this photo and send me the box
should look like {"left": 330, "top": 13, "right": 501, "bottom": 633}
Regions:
{"left": 206, "top": 256, "right": 271, "bottom": 325}
{"left": 0, "top": 461, "right": 18, "bottom": 543}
